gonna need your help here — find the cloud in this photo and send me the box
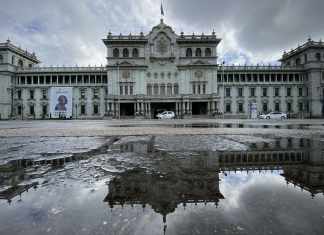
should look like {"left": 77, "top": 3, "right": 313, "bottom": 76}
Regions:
{"left": 1, "top": 0, "right": 323, "bottom": 66}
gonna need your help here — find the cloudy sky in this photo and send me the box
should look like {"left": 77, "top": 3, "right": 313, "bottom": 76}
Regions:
{"left": 1, "top": 0, "right": 323, "bottom": 66}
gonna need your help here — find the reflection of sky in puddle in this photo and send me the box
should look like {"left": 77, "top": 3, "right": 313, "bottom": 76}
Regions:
{"left": 1, "top": 135, "right": 324, "bottom": 235}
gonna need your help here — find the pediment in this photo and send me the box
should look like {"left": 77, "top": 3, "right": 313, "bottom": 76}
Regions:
{"left": 118, "top": 61, "right": 133, "bottom": 66}
{"left": 192, "top": 60, "right": 210, "bottom": 65}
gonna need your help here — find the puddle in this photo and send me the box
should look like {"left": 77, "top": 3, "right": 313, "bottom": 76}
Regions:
{"left": 0, "top": 135, "right": 324, "bottom": 235}
{"left": 108, "top": 122, "right": 318, "bottom": 130}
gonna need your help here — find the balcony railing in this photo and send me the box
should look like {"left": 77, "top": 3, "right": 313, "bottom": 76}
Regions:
{"left": 17, "top": 66, "right": 107, "bottom": 73}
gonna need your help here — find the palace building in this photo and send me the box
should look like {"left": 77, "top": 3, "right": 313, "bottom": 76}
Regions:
{"left": 0, "top": 19, "right": 324, "bottom": 119}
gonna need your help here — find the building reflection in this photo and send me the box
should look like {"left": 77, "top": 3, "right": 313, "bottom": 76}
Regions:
{"left": 104, "top": 137, "right": 324, "bottom": 225}
{"left": 1, "top": 136, "right": 324, "bottom": 220}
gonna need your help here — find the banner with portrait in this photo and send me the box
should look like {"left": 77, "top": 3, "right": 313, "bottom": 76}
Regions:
{"left": 50, "top": 87, "right": 73, "bottom": 119}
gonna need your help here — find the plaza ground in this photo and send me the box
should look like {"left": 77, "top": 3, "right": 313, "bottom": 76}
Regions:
{"left": 1, "top": 118, "right": 324, "bottom": 137}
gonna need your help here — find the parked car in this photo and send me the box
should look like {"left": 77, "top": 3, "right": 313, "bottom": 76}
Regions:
{"left": 259, "top": 112, "right": 288, "bottom": 120}
{"left": 156, "top": 111, "right": 175, "bottom": 119}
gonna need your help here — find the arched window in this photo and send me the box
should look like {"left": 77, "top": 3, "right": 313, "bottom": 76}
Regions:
{"left": 113, "top": 48, "right": 119, "bottom": 58}
{"left": 0, "top": 55, "right": 3, "bottom": 64}
{"left": 195, "top": 48, "right": 202, "bottom": 57}
{"left": 123, "top": 48, "right": 129, "bottom": 58}
{"left": 205, "top": 48, "right": 212, "bottom": 57}
{"left": 316, "top": 53, "right": 321, "bottom": 62}
{"left": 132, "top": 48, "right": 139, "bottom": 58}
{"left": 12, "top": 55, "right": 15, "bottom": 65}
{"left": 18, "top": 59, "right": 24, "bottom": 68}
{"left": 186, "top": 48, "right": 192, "bottom": 57}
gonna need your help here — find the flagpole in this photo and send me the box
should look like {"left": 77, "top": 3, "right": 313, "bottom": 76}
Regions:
{"left": 161, "top": 0, "right": 164, "bottom": 19}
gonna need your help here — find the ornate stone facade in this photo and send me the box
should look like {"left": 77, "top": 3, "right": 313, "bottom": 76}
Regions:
{"left": 0, "top": 20, "right": 324, "bottom": 119}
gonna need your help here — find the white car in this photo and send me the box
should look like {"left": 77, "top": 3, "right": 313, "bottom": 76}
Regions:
{"left": 156, "top": 111, "right": 175, "bottom": 119}
{"left": 259, "top": 112, "right": 287, "bottom": 120}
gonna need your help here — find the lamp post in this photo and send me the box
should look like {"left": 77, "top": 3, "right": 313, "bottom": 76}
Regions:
{"left": 115, "top": 62, "right": 120, "bottom": 119}
{"left": 221, "top": 61, "right": 225, "bottom": 119}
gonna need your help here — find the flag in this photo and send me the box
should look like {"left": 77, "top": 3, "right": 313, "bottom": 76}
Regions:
{"left": 161, "top": 2, "right": 164, "bottom": 16}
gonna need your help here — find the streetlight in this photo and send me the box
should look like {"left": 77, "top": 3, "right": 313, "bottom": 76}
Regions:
{"left": 117, "top": 62, "right": 121, "bottom": 119}
{"left": 116, "top": 62, "right": 120, "bottom": 119}
{"left": 221, "top": 61, "right": 225, "bottom": 119}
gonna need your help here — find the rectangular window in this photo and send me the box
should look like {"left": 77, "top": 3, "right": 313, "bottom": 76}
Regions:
{"left": 262, "top": 88, "right": 267, "bottom": 97}
{"left": 238, "top": 103, "right": 244, "bottom": 113}
{"left": 46, "top": 76, "right": 51, "bottom": 84}
{"left": 103, "top": 75, "right": 108, "bottom": 83}
{"left": 124, "top": 85, "right": 128, "bottom": 95}
{"left": 298, "top": 102, "right": 303, "bottom": 112}
{"left": 263, "top": 103, "right": 268, "bottom": 113}
{"left": 299, "top": 88, "right": 303, "bottom": 97}
{"left": 225, "top": 87, "right": 231, "bottom": 97}
{"left": 33, "top": 76, "right": 38, "bottom": 84}
{"left": 192, "top": 84, "right": 196, "bottom": 94}
{"left": 238, "top": 87, "right": 243, "bottom": 97}
{"left": 93, "top": 104, "right": 99, "bottom": 114}
{"left": 17, "top": 90, "right": 22, "bottom": 100}
{"left": 202, "top": 84, "right": 206, "bottom": 94}
{"left": 287, "top": 102, "right": 292, "bottom": 112}
{"left": 58, "top": 76, "right": 63, "bottom": 84}
{"left": 29, "top": 105, "right": 34, "bottom": 115}
{"left": 77, "top": 76, "right": 83, "bottom": 84}
{"left": 39, "top": 76, "right": 44, "bottom": 84}
{"left": 197, "top": 84, "right": 201, "bottom": 94}
{"left": 64, "top": 76, "right": 70, "bottom": 84}
{"left": 175, "top": 85, "right": 179, "bottom": 95}
{"left": 130, "top": 86, "right": 133, "bottom": 95}
{"left": 71, "top": 76, "right": 76, "bottom": 84}
{"left": 147, "top": 85, "right": 152, "bottom": 96}
{"left": 154, "top": 84, "right": 159, "bottom": 96}
{"left": 167, "top": 85, "right": 172, "bottom": 96}
{"left": 274, "top": 87, "right": 280, "bottom": 97}
{"left": 42, "top": 105, "right": 47, "bottom": 116}
{"left": 29, "top": 90, "right": 34, "bottom": 100}
{"left": 225, "top": 103, "right": 231, "bottom": 113}
{"left": 305, "top": 102, "right": 309, "bottom": 112}
{"left": 250, "top": 87, "right": 255, "bottom": 97}
{"left": 120, "top": 85, "right": 123, "bottom": 95}
{"left": 81, "top": 105, "right": 86, "bottom": 115}
{"left": 275, "top": 102, "right": 280, "bottom": 112}
{"left": 17, "top": 105, "right": 22, "bottom": 115}
{"left": 287, "top": 87, "right": 291, "bottom": 97}
{"left": 90, "top": 76, "right": 95, "bottom": 84}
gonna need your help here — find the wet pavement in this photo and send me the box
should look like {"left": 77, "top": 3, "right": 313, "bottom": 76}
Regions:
{"left": 0, "top": 120, "right": 324, "bottom": 234}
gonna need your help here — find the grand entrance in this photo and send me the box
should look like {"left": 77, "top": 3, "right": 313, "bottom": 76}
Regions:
{"left": 192, "top": 102, "right": 208, "bottom": 115}
{"left": 151, "top": 102, "right": 176, "bottom": 119}
{"left": 120, "top": 103, "right": 135, "bottom": 117}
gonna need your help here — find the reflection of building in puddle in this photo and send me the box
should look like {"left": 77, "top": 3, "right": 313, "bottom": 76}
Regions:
{"left": 111, "top": 137, "right": 155, "bottom": 154}
{"left": 104, "top": 137, "right": 324, "bottom": 229}
{"left": 104, "top": 154, "right": 223, "bottom": 225}
{"left": 0, "top": 182, "right": 38, "bottom": 204}
{"left": 281, "top": 139, "right": 324, "bottom": 197}
{"left": 219, "top": 138, "right": 310, "bottom": 172}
